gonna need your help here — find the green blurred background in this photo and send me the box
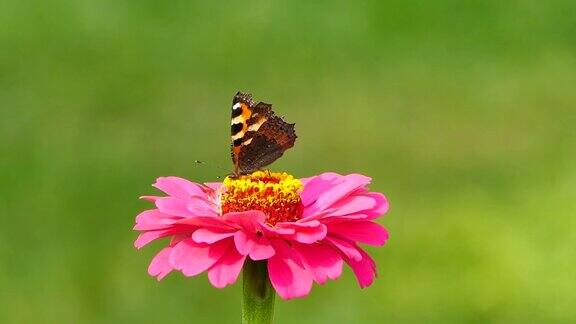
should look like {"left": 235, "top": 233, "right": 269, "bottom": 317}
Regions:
{"left": 1, "top": 0, "right": 575, "bottom": 323}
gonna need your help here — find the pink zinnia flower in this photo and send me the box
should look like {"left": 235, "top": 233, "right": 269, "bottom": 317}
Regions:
{"left": 134, "top": 171, "right": 389, "bottom": 300}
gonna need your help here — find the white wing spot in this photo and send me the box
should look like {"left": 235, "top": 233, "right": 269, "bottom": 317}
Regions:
{"left": 248, "top": 118, "right": 266, "bottom": 132}
{"left": 231, "top": 115, "right": 245, "bottom": 125}
{"left": 232, "top": 131, "right": 245, "bottom": 140}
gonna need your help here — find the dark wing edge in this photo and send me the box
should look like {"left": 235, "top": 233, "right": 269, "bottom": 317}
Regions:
{"left": 233, "top": 92, "right": 254, "bottom": 106}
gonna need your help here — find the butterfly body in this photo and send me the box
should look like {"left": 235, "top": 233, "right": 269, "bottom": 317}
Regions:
{"left": 230, "top": 92, "right": 296, "bottom": 176}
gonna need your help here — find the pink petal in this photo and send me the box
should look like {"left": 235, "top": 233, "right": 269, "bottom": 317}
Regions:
{"left": 316, "top": 214, "right": 369, "bottom": 224}
{"left": 155, "top": 197, "right": 218, "bottom": 217}
{"left": 207, "top": 249, "right": 246, "bottom": 288}
{"left": 134, "top": 229, "right": 179, "bottom": 249}
{"left": 192, "top": 228, "right": 235, "bottom": 244}
{"left": 134, "top": 209, "right": 178, "bottom": 231}
{"left": 148, "top": 247, "right": 173, "bottom": 280}
{"left": 169, "top": 239, "right": 230, "bottom": 277}
{"left": 222, "top": 211, "right": 267, "bottom": 231}
{"left": 324, "top": 236, "right": 362, "bottom": 261}
{"left": 175, "top": 215, "right": 230, "bottom": 229}
{"left": 139, "top": 195, "right": 160, "bottom": 202}
{"left": 186, "top": 197, "right": 219, "bottom": 216}
{"left": 363, "top": 192, "right": 389, "bottom": 219}
{"left": 299, "top": 177, "right": 313, "bottom": 187}
{"left": 155, "top": 197, "right": 195, "bottom": 217}
{"left": 268, "top": 250, "right": 313, "bottom": 300}
{"left": 323, "top": 195, "right": 377, "bottom": 217}
{"left": 275, "top": 221, "right": 327, "bottom": 243}
{"left": 328, "top": 221, "right": 389, "bottom": 246}
{"left": 234, "top": 231, "right": 275, "bottom": 260}
{"left": 300, "top": 173, "right": 341, "bottom": 207}
{"left": 294, "top": 243, "right": 343, "bottom": 284}
{"left": 346, "top": 247, "right": 377, "bottom": 288}
{"left": 221, "top": 211, "right": 275, "bottom": 259}
{"left": 170, "top": 234, "right": 190, "bottom": 246}
{"left": 153, "top": 176, "right": 207, "bottom": 199}
{"left": 303, "top": 174, "right": 372, "bottom": 216}
{"left": 262, "top": 225, "right": 295, "bottom": 236}
{"left": 204, "top": 182, "right": 222, "bottom": 191}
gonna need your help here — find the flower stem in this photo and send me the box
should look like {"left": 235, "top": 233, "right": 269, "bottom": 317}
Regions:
{"left": 242, "top": 260, "right": 275, "bottom": 324}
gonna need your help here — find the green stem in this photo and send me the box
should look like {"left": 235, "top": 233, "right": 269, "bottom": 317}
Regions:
{"left": 242, "top": 260, "right": 275, "bottom": 324}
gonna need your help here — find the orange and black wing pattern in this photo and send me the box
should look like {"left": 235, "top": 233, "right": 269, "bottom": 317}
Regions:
{"left": 230, "top": 92, "right": 296, "bottom": 175}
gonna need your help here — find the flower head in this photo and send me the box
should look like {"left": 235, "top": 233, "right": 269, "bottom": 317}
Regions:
{"left": 221, "top": 171, "right": 303, "bottom": 225}
{"left": 135, "top": 171, "right": 389, "bottom": 299}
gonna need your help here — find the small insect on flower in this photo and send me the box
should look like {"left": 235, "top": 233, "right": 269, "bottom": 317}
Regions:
{"left": 134, "top": 92, "right": 389, "bottom": 300}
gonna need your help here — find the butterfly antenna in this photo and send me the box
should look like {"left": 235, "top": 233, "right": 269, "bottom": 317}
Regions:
{"left": 193, "top": 160, "right": 229, "bottom": 179}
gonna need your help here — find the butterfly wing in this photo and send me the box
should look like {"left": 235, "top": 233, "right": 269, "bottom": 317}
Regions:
{"left": 230, "top": 92, "right": 296, "bottom": 175}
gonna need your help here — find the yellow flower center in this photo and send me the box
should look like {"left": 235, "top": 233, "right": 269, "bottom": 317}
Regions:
{"left": 221, "top": 171, "right": 304, "bottom": 226}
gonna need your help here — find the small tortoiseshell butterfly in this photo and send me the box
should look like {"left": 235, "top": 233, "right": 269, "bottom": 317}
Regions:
{"left": 230, "top": 92, "right": 297, "bottom": 176}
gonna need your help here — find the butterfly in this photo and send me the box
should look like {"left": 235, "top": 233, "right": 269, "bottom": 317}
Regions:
{"left": 230, "top": 92, "right": 297, "bottom": 176}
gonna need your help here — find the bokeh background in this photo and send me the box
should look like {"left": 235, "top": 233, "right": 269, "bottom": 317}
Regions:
{"left": 1, "top": 0, "right": 575, "bottom": 323}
